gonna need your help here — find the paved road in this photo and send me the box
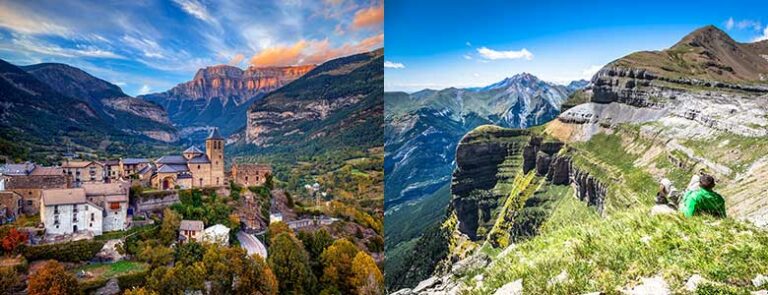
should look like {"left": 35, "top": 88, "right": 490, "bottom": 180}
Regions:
{"left": 237, "top": 231, "right": 267, "bottom": 258}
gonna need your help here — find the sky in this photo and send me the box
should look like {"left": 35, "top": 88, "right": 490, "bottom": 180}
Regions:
{"left": 0, "top": 0, "right": 383, "bottom": 96}
{"left": 384, "top": 0, "right": 768, "bottom": 92}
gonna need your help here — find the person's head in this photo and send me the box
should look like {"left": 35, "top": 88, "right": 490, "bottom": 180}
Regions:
{"left": 700, "top": 174, "right": 716, "bottom": 190}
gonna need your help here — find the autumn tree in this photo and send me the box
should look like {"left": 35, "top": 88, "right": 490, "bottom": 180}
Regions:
{"left": 321, "top": 239, "right": 360, "bottom": 294}
{"left": 0, "top": 267, "right": 20, "bottom": 294}
{"left": 137, "top": 240, "right": 174, "bottom": 268}
{"left": 233, "top": 255, "right": 278, "bottom": 295}
{"left": 266, "top": 221, "right": 291, "bottom": 246}
{"left": 124, "top": 287, "right": 159, "bottom": 295}
{"left": 351, "top": 252, "right": 384, "bottom": 295}
{"left": 28, "top": 260, "right": 79, "bottom": 295}
{"left": 159, "top": 208, "right": 181, "bottom": 245}
{"left": 268, "top": 232, "right": 315, "bottom": 294}
{"left": 146, "top": 263, "right": 206, "bottom": 295}
{"left": 1, "top": 228, "right": 28, "bottom": 254}
{"left": 203, "top": 245, "right": 244, "bottom": 295}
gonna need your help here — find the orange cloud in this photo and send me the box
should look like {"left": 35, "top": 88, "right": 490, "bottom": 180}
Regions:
{"left": 249, "top": 41, "right": 308, "bottom": 67}
{"left": 248, "top": 34, "right": 383, "bottom": 67}
{"left": 351, "top": 5, "right": 383, "bottom": 30}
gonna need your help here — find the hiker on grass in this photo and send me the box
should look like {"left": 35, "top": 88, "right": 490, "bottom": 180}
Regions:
{"left": 679, "top": 174, "right": 726, "bottom": 218}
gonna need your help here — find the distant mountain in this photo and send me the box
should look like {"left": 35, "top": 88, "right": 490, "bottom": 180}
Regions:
{"left": 385, "top": 73, "right": 577, "bottom": 209}
{"left": 0, "top": 59, "right": 175, "bottom": 163}
{"left": 22, "top": 63, "right": 177, "bottom": 142}
{"left": 140, "top": 64, "right": 314, "bottom": 140}
{"left": 242, "top": 49, "right": 383, "bottom": 155}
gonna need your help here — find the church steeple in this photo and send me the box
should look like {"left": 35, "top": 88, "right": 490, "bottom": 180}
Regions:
{"left": 205, "top": 128, "right": 225, "bottom": 186}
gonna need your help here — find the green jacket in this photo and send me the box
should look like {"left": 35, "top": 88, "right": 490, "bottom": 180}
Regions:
{"left": 679, "top": 188, "right": 726, "bottom": 217}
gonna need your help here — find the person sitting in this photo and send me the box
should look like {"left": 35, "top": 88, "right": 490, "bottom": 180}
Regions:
{"left": 679, "top": 174, "right": 726, "bottom": 218}
{"left": 655, "top": 178, "right": 679, "bottom": 209}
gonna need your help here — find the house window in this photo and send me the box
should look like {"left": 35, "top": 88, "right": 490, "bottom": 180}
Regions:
{"left": 91, "top": 213, "right": 95, "bottom": 221}
{"left": 245, "top": 176, "right": 248, "bottom": 182}
{"left": 26, "top": 200, "right": 32, "bottom": 206}
{"left": 197, "top": 165, "right": 200, "bottom": 169}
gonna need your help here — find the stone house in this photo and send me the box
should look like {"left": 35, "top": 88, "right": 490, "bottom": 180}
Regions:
{"left": 123, "top": 158, "right": 150, "bottom": 178}
{"left": 103, "top": 160, "right": 123, "bottom": 181}
{"left": 3, "top": 165, "right": 72, "bottom": 216}
{"left": 0, "top": 191, "right": 22, "bottom": 224}
{"left": 40, "top": 188, "right": 103, "bottom": 236}
{"left": 231, "top": 163, "right": 272, "bottom": 187}
{"left": 62, "top": 160, "right": 106, "bottom": 186}
{"left": 179, "top": 220, "right": 204, "bottom": 243}
{"left": 82, "top": 182, "right": 129, "bottom": 232}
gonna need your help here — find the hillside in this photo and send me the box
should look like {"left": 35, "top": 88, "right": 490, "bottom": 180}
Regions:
{"left": 0, "top": 59, "right": 177, "bottom": 164}
{"left": 22, "top": 63, "right": 177, "bottom": 142}
{"left": 390, "top": 25, "right": 768, "bottom": 294}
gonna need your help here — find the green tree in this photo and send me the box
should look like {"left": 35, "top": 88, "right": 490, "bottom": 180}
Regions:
{"left": 351, "top": 252, "right": 383, "bottom": 295}
{"left": 234, "top": 255, "right": 279, "bottom": 295}
{"left": 298, "top": 229, "right": 334, "bottom": 278}
{"left": 174, "top": 241, "right": 204, "bottom": 265}
{"left": 137, "top": 240, "right": 174, "bottom": 268}
{"left": 124, "top": 287, "right": 159, "bottom": 295}
{"left": 268, "top": 232, "right": 315, "bottom": 294}
{"left": 320, "top": 239, "right": 360, "bottom": 294}
{"left": 28, "top": 260, "right": 79, "bottom": 295}
{"left": 159, "top": 208, "right": 181, "bottom": 245}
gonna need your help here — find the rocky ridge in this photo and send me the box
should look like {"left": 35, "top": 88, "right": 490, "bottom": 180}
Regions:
{"left": 141, "top": 64, "right": 314, "bottom": 139}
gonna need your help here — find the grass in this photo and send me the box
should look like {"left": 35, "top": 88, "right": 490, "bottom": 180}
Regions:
{"left": 95, "top": 225, "right": 157, "bottom": 241}
{"left": 465, "top": 210, "right": 768, "bottom": 294}
{"left": 75, "top": 261, "right": 148, "bottom": 281}
{"left": 682, "top": 133, "right": 768, "bottom": 175}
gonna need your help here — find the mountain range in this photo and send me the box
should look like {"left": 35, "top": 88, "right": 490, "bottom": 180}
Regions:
{"left": 390, "top": 25, "right": 768, "bottom": 294}
{"left": 0, "top": 59, "right": 177, "bottom": 163}
{"left": 384, "top": 74, "right": 585, "bottom": 247}
{"left": 232, "top": 48, "right": 383, "bottom": 159}
{"left": 140, "top": 64, "right": 315, "bottom": 140}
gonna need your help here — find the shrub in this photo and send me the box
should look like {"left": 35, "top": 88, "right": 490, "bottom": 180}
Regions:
{"left": 23, "top": 240, "right": 105, "bottom": 262}
{"left": 117, "top": 270, "right": 148, "bottom": 290}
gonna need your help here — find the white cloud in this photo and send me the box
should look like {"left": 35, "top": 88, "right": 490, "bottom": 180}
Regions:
{"left": 725, "top": 17, "right": 762, "bottom": 31}
{"left": 384, "top": 60, "right": 405, "bottom": 69}
{"left": 473, "top": 73, "right": 480, "bottom": 77}
{"left": 137, "top": 84, "right": 152, "bottom": 95}
{"left": 113, "top": 81, "right": 127, "bottom": 86}
{"left": 172, "top": 0, "right": 217, "bottom": 24}
{"left": 582, "top": 65, "right": 602, "bottom": 79}
{"left": 7, "top": 36, "right": 124, "bottom": 59}
{"left": 463, "top": 54, "right": 472, "bottom": 60}
{"left": 465, "top": 41, "right": 471, "bottom": 47}
{"left": 754, "top": 26, "right": 768, "bottom": 42}
{"left": 477, "top": 47, "right": 533, "bottom": 60}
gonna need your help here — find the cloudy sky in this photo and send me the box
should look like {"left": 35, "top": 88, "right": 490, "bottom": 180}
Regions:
{"left": 385, "top": 0, "right": 768, "bottom": 92}
{"left": 0, "top": 0, "right": 383, "bottom": 96}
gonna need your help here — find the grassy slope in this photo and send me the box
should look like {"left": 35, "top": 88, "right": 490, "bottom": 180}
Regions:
{"left": 466, "top": 209, "right": 768, "bottom": 294}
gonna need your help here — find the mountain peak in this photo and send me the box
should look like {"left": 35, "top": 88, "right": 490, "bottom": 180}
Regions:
{"left": 480, "top": 73, "right": 542, "bottom": 91}
{"left": 673, "top": 25, "right": 737, "bottom": 49}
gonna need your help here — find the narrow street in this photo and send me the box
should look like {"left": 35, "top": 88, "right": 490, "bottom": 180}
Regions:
{"left": 237, "top": 231, "right": 267, "bottom": 258}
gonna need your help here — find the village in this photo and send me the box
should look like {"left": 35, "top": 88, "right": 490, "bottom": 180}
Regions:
{"left": 0, "top": 129, "right": 339, "bottom": 263}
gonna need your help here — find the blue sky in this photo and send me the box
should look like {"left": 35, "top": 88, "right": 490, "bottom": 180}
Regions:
{"left": 0, "top": 0, "right": 383, "bottom": 96}
{"left": 384, "top": 0, "right": 768, "bottom": 92}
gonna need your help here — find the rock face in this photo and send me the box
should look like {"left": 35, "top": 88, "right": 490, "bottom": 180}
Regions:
{"left": 245, "top": 49, "right": 382, "bottom": 151}
{"left": 21, "top": 63, "right": 178, "bottom": 142}
{"left": 142, "top": 64, "right": 314, "bottom": 139}
{"left": 385, "top": 74, "right": 582, "bottom": 210}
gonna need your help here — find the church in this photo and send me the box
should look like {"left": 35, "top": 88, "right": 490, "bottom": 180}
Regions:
{"left": 150, "top": 129, "right": 225, "bottom": 190}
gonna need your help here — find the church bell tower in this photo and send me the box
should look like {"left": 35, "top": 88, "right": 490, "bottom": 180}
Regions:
{"left": 205, "top": 128, "right": 225, "bottom": 186}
